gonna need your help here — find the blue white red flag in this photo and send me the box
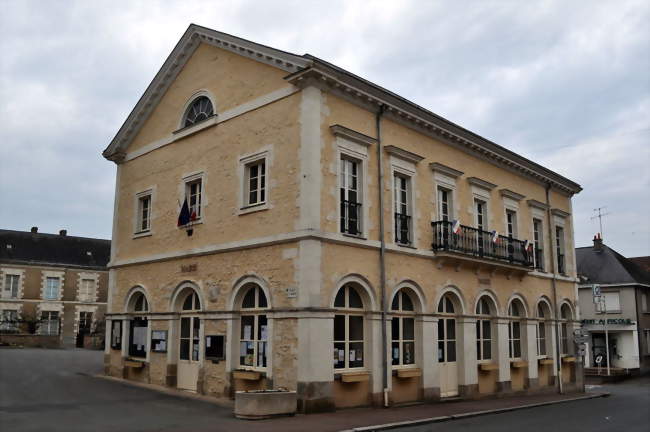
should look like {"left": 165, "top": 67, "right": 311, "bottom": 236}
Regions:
{"left": 452, "top": 219, "right": 461, "bottom": 234}
{"left": 491, "top": 230, "right": 499, "bottom": 243}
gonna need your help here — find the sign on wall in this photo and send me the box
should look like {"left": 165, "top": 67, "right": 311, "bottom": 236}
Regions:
{"left": 151, "top": 330, "right": 168, "bottom": 353}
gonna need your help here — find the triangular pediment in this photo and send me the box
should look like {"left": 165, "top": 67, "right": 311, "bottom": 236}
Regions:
{"left": 103, "top": 24, "right": 310, "bottom": 161}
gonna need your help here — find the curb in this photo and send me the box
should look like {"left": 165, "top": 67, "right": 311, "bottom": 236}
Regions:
{"left": 344, "top": 392, "right": 610, "bottom": 432}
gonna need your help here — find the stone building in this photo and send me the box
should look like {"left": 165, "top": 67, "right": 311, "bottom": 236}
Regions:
{"left": 102, "top": 24, "right": 584, "bottom": 412}
{"left": 577, "top": 236, "right": 650, "bottom": 375}
{"left": 0, "top": 228, "right": 110, "bottom": 347}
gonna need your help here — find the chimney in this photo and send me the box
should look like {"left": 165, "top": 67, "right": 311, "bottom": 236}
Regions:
{"left": 30, "top": 226, "right": 38, "bottom": 233}
{"left": 593, "top": 233, "right": 603, "bottom": 252}
{"left": 59, "top": 229, "right": 67, "bottom": 236}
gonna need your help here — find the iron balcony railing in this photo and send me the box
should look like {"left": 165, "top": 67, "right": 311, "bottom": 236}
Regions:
{"left": 395, "top": 213, "right": 411, "bottom": 245}
{"left": 340, "top": 200, "right": 362, "bottom": 236}
{"left": 431, "top": 220, "right": 534, "bottom": 268}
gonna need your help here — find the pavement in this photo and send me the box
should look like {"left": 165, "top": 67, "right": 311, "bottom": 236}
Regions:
{"left": 0, "top": 348, "right": 635, "bottom": 432}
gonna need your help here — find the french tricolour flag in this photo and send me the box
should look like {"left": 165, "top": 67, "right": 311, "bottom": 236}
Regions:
{"left": 452, "top": 219, "right": 461, "bottom": 235}
{"left": 491, "top": 230, "right": 499, "bottom": 243}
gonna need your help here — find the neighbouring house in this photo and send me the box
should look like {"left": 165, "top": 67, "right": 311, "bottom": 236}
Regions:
{"left": 577, "top": 235, "right": 650, "bottom": 375}
{"left": 0, "top": 227, "right": 110, "bottom": 348}
{"left": 102, "top": 24, "right": 583, "bottom": 412}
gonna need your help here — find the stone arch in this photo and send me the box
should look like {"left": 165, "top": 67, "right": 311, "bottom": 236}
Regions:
{"left": 435, "top": 285, "right": 466, "bottom": 315}
{"left": 332, "top": 274, "right": 377, "bottom": 311}
{"left": 535, "top": 296, "right": 554, "bottom": 318}
{"left": 559, "top": 299, "right": 574, "bottom": 320}
{"left": 178, "top": 89, "right": 218, "bottom": 129}
{"left": 506, "top": 293, "right": 530, "bottom": 317}
{"left": 124, "top": 285, "right": 151, "bottom": 313}
{"left": 170, "top": 280, "right": 205, "bottom": 312}
{"left": 473, "top": 289, "right": 500, "bottom": 316}
{"left": 390, "top": 280, "right": 426, "bottom": 313}
{"left": 229, "top": 274, "right": 271, "bottom": 310}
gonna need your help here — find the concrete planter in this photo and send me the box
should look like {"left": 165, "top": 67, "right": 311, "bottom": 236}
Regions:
{"left": 234, "top": 390, "right": 297, "bottom": 420}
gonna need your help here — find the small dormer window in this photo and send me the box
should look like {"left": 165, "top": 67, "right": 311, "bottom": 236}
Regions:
{"left": 183, "top": 96, "right": 214, "bottom": 128}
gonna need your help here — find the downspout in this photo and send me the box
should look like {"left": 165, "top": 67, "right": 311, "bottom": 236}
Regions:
{"left": 545, "top": 183, "right": 563, "bottom": 394}
{"left": 376, "top": 104, "right": 389, "bottom": 407}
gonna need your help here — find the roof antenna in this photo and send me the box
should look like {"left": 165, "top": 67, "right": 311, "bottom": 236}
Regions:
{"left": 591, "top": 207, "right": 611, "bottom": 240}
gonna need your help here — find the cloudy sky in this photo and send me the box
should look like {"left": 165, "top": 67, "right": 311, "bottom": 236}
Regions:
{"left": 1, "top": 0, "right": 648, "bottom": 256}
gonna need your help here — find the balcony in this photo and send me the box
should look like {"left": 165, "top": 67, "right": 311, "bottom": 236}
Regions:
{"left": 431, "top": 220, "right": 535, "bottom": 272}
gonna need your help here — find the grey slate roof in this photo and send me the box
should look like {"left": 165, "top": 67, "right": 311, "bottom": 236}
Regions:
{"left": 0, "top": 229, "right": 110, "bottom": 270}
{"left": 576, "top": 244, "right": 650, "bottom": 285}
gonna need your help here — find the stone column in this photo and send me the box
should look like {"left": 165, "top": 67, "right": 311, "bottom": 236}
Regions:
{"left": 496, "top": 318, "right": 512, "bottom": 392}
{"left": 297, "top": 313, "right": 335, "bottom": 413}
{"left": 526, "top": 320, "right": 539, "bottom": 389}
{"left": 549, "top": 320, "right": 559, "bottom": 386}
{"left": 369, "top": 313, "right": 385, "bottom": 407}
{"left": 458, "top": 318, "right": 478, "bottom": 397}
{"left": 572, "top": 321, "right": 585, "bottom": 392}
{"left": 421, "top": 317, "right": 439, "bottom": 401}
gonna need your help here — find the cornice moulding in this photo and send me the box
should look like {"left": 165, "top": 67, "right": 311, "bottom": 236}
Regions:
{"left": 527, "top": 199, "right": 549, "bottom": 210}
{"left": 467, "top": 177, "right": 497, "bottom": 191}
{"left": 384, "top": 145, "right": 424, "bottom": 164}
{"left": 500, "top": 188, "right": 525, "bottom": 201}
{"left": 551, "top": 208, "right": 571, "bottom": 218}
{"left": 330, "top": 124, "right": 376, "bottom": 147}
{"left": 429, "top": 162, "right": 463, "bottom": 178}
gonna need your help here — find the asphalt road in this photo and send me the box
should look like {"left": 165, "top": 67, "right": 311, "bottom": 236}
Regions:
{"left": 392, "top": 378, "right": 650, "bottom": 432}
{"left": 1, "top": 348, "right": 648, "bottom": 432}
{"left": 0, "top": 348, "right": 236, "bottom": 432}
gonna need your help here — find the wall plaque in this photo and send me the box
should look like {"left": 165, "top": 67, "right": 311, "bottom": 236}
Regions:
{"left": 181, "top": 264, "right": 197, "bottom": 273}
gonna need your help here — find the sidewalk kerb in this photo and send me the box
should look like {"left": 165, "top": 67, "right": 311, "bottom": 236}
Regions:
{"left": 347, "top": 392, "right": 609, "bottom": 431}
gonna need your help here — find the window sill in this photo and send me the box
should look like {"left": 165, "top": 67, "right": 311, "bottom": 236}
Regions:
{"left": 132, "top": 231, "right": 152, "bottom": 239}
{"left": 336, "top": 371, "right": 370, "bottom": 383}
{"left": 395, "top": 242, "right": 416, "bottom": 249}
{"left": 239, "top": 202, "right": 269, "bottom": 215}
{"left": 233, "top": 369, "right": 265, "bottom": 381}
{"left": 393, "top": 367, "right": 421, "bottom": 378}
{"left": 342, "top": 233, "right": 367, "bottom": 240}
{"left": 172, "top": 115, "right": 218, "bottom": 136}
{"left": 538, "top": 358, "right": 554, "bottom": 365}
{"left": 124, "top": 359, "right": 145, "bottom": 368}
{"left": 479, "top": 362, "right": 498, "bottom": 371}
{"left": 510, "top": 360, "right": 528, "bottom": 368}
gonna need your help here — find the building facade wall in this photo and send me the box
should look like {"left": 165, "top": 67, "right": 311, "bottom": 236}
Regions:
{"left": 105, "top": 39, "right": 582, "bottom": 412}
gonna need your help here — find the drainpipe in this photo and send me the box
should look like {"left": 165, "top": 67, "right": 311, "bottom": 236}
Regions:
{"left": 545, "top": 183, "right": 563, "bottom": 394}
{"left": 376, "top": 104, "right": 389, "bottom": 407}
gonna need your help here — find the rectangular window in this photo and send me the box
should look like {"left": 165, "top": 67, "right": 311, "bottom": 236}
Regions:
{"left": 533, "top": 219, "right": 544, "bottom": 271}
{"left": 506, "top": 210, "right": 517, "bottom": 238}
{"left": 239, "top": 314, "right": 267, "bottom": 369}
{"left": 334, "top": 314, "right": 364, "bottom": 369}
{"left": 601, "top": 291, "right": 621, "bottom": 313}
{"left": 437, "top": 187, "right": 452, "bottom": 222}
{"left": 45, "top": 277, "right": 60, "bottom": 300}
{"left": 475, "top": 199, "right": 487, "bottom": 254}
{"left": 340, "top": 158, "right": 362, "bottom": 235}
{"left": 476, "top": 319, "right": 492, "bottom": 361}
{"left": 40, "top": 311, "right": 59, "bottom": 335}
{"left": 391, "top": 316, "right": 415, "bottom": 366}
{"left": 508, "top": 321, "right": 521, "bottom": 359}
{"left": 136, "top": 194, "right": 151, "bottom": 233}
{"left": 555, "top": 226, "right": 565, "bottom": 274}
{"left": 79, "top": 279, "right": 95, "bottom": 302}
{"left": 537, "top": 322, "right": 547, "bottom": 356}
{"left": 111, "top": 320, "right": 122, "bottom": 350}
{"left": 186, "top": 178, "right": 202, "bottom": 220}
{"left": 129, "top": 318, "right": 148, "bottom": 358}
{"left": 560, "top": 322, "right": 569, "bottom": 355}
{"left": 3, "top": 274, "right": 19, "bottom": 299}
{"left": 0, "top": 310, "right": 19, "bottom": 333}
{"left": 394, "top": 175, "right": 412, "bottom": 245}
{"left": 79, "top": 312, "right": 93, "bottom": 333}
{"left": 245, "top": 160, "right": 266, "bottom": 206}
